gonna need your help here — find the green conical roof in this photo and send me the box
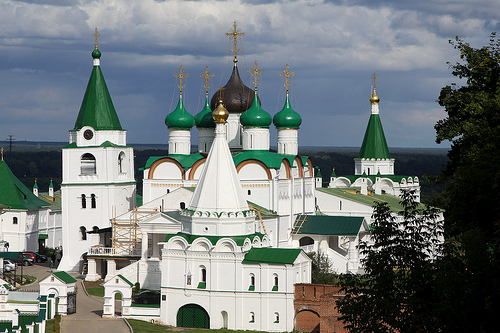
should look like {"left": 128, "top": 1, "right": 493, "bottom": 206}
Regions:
{"left": 240, "top": 93, "right": 272, "bottom": 128}
{"left": 49, "top": 180, "right": 54, "bottom": 188}
{"left": 195, "top": 96, "right": 215, "bottom": 128}
{"left": 273, "top": 94, "right": 302, "bottom": 129}
{"left": 74, "top": 49, "right": 122, "bottom": 131}
{"left": 0, "top": 160, "right": 50, "bottom": 210}
{"left": 165, "top": 95, "right": 195, "bottom": 130}
{"left": 358, "top": 114, "right": 391, "bottom": 159}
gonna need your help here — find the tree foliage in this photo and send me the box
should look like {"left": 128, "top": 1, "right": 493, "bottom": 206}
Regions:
{"left": 337, "top": 190, "right": 442, "bottom": 333}
{"left": 308, "top": 250, "right": 339, "bottom": 285}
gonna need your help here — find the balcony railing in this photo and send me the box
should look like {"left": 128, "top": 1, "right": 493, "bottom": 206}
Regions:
{"left": 88, "top": 246, "right": 142, "bottom": 257}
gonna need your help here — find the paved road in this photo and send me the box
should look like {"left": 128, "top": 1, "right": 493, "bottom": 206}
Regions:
{"left": 13, "top": 263, "right": 130, "bottom": 333}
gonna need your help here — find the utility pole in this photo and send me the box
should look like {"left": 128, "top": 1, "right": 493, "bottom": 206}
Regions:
{"left": 6, "top": 135, "right": 14, "bottom": 153}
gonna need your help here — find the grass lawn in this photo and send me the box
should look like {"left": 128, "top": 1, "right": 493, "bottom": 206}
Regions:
{"left": 127, "top": 319, "right": 270, "bottom": 333}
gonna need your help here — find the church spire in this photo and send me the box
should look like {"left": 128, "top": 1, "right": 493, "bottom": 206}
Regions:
{"left": 74, "top": 28, "right": 122, "bottom": 131}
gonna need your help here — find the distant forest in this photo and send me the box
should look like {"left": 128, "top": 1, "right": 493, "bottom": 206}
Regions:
{"left": 1, "top": 143, "right": 449, "bottom": 204}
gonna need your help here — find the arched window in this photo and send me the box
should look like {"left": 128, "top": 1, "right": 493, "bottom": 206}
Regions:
{"left": 249, "top": 312, "right": 255, "bottom": 323}
{"left": 92, "top": 226, "right": 99, "bottom": 233}
{"left": 81, "top": 153, "right": 96, "bottom": 175}
{"left": 201, "top": 267, "right": 207, "bottom": 282}
{"left": 180, "top": 202, "right": 186, "bottom": 209}
{"left": 299, "top": 236, "right": 314, "bottom": 246}
{"left": 118, "top": 152, "right": 125, "bottom": 173}
{"left": 91, "top": 194, "right": 96, "bottom": 208}
{"left": 340, "top": 200, "right": 342, "bottom": 211}
{"left": 274, "top": 312, "right": 280, "bottom": 323}
{"left": 248, "top": 190, "right": 251, "bottom": 195}
{"left": 81, "top": 194, "right": 87, "bottom": 208}
{"left": 249, "top": 274, "right": 255, "bottom": 291}
{"left": 13, "top": 217, "right": 18, "bottom": 225}
{"left": 80, "top": 226, "right": 87, "bottom": 240}
{"left": 272, "top": 274, "right": 279, "bottom": 291}
{"left": 167, "top": 189, "right": 170, "bottom": 194}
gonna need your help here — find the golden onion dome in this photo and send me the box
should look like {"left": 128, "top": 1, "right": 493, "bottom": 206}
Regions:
{"left": 212, "top": 99, "right": 229, "bottom": 123}
{"left": 370, "top": 89, "right": 380, "bottom": 104}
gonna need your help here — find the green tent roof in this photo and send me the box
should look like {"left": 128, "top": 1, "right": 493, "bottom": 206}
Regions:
{"left": 293, "top": 214, "right": 364, "bottom": 235}
{"left": 53, "top": 271, "right": 77, "bottom": 284}
{"left": 0, "top": 160, "right": 51, "bottom": 210}
{"left": 74, "top": 51, "right": 122, "bottom": 131}
{"left": 242, "top": 247, "right": 302, "bottom": 265}
{"left": 359, "top": 114, "right": 391, "bottom": 159}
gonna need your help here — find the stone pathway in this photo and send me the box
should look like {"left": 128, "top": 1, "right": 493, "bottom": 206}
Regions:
{"left": 14, "top": 263, "right": 130, "bottom": 333}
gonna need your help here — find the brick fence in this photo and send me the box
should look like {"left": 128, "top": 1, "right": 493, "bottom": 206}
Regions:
{"left": 294, "top": 284, "right": 348, "bottom": 333}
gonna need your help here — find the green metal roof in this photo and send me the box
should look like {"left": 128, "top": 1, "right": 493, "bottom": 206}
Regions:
{"left": 293, "top": 214, "right": 364, "bottom": 235}
{"left": 273, "top": 94, "right": 302, "bottom": 129}
{"left": 0, "top": 160, "right": 51, "bottom": 210}
{"left": 242, "top": 247, "right": 302, "bottom": 265}
{"left": 53, "top": 271, "right": 77, "bottom": 284}
{"left": 195, "top": 96, "right": 215, "bottom": 128}
{"left": 142, "top": 154, "right": 205, "bottom": 171}
{"left": 164, "top": 231, "right": 265, "bottom": 246}
{"left": 74, "top": 53, "right": 123, "bottom": 131}
{"left": 117, "top": 274, "right": 134, "bottom": 286}
{"left": 62, "top": 141, "right": 129, "bottom": 149}
{"left": 359, "top": 114, "right": 391, "bottom": 159}
{"left": 317, "top": 187, "right": 428, "bottom": 212}
{"left": 248, "top": 201, "right": 277, "bottom": 218}
{"left": 232, "top": 150, "right": 296, "bottom": 169}
{"left": 338, "top": 174, "right": 410, "bottom": 183}
{"left": 165, "top": 95, "right": 195, "bottom": 129}
{"left": 240, "top": 93, "right": 272, "bottom": 128}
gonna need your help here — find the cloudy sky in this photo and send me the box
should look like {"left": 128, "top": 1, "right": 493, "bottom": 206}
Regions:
{"left": 0, "top": 0, "right": 498, "bottom": 149}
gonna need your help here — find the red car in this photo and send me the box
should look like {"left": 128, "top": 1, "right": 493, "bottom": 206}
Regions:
{"left": 22, "top": 253, "right": 36, "bottom": 261}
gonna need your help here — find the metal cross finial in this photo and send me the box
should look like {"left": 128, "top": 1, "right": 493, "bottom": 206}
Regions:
{"left": 248, "top": 60, "right": 263, "bottom": 92}
{"left": 200, "top": 66, "right": 215, "bottom": 96}
{"left": 226, "top": 21, "right": 245, "bottom": 63}
{"left": 371, "top": 72, "right": 379, "bottom": 92}
{"left": 280, "top": 64, "right": 295, "bottom": 94}
{"left": 92, "top": 27, "right": 100, "bottom": 50}
{"left": 174, "top": 65, "right": 189, "bottom": 95}
{"left": 1, "top": 147, "right": 3, "bottom": 161}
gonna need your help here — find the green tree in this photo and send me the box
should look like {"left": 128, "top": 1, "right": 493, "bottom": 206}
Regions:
{"left": 337, "top": 190, "right": 442, "bottom": 333}
{"left": 433, "top": 33, "right": 500, "bottom": 332}
{"left": 308, "top": 250, "right": 339, "bottom": 284}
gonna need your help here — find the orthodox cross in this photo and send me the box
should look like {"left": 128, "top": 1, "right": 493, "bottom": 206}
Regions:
{"left": 226, "top": 21, "right": 245, "bottom": 63}
{"left": 371, "top": 72, "right": 379, "bottom": 92}
{"left": 248, "top": 60, "right": 263, "bottom": 92}
{"left": 174, "top": 65, "right": 189, "bottom": 95}
{"left": 280, "top": 64, "right": 295, "bottom": 94}
{"left": 92, "top": 27, "right": 100, "bottom": 50}
{"left": 200, "top": 66, "right": 214, "bottom": 97}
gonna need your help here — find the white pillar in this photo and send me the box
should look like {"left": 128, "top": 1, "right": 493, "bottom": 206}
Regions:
{"left": 105, "top": 259, "right": 116, "bottom": 281}
{"left": 141, "top": 232, "right": 149, "bottom": 261}
{"left": 85, "top": 258, "right": 100, "bottom": 281}
{"left": 152, "top": 234, "right": 160, "bottom": 258}
{"left": 347, "top": 236, "right": 359, "bottom": 273}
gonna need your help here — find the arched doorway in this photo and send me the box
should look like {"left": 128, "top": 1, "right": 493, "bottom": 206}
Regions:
{"left": 177, "top": 304, "right": 210, "bottom": 328}
{"left": 114, "top": 291, "right": 123, "bottom": 317}
{"left": 295, "top": 309, "right": 320, "bottom": 333}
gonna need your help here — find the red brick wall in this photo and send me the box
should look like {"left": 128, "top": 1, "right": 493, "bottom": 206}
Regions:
{"left": 294, "top": 284, "right": 348, "bottom": 333}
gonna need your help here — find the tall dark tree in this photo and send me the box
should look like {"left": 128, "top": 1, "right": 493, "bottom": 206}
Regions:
{"left": 433, "top": 33, "right": 500, "bottom": 332}
{"left": 337, "top": 190, "right": 442, "bottom": 333}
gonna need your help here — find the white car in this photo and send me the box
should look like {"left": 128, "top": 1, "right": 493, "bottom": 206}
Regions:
{"left": 3, "top": 260, "right": 16, "bottom": 272}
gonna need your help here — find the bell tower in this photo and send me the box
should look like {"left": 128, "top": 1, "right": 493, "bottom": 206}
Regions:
{"left": 58, "top": 29, "right": 136, "bottom": 271}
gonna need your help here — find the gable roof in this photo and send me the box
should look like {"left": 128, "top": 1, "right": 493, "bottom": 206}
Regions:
{"left": 0, "top": 160, "right": 51, "bottom": 210}
{"left": 242, "top": 247, "right": 302, "bottom": 265}
{"left": 53, "top": 271, "right": 77, "bottom": 284}
{"left": 293, "top": 215, "right": 365, "bottom": 236}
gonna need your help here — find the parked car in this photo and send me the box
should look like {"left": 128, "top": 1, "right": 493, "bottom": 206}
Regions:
{"left": 24, "top": 252, "right": 48, "bottom": 263}
{"left": 22, "top": 254, "right": 34, "bottom": 266}
{"left": 133, "top": 290, "right": 160, "bottom": 305}
{"left": 3, "top": 260, "right": 16, "bottom": 272}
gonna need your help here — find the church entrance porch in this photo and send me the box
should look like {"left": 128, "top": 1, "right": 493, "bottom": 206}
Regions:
{"left": 176, "top": 304, "right": 210, "bottom": 329}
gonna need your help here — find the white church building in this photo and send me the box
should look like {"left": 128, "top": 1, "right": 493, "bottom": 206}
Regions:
{"left": 49, "top": 25, "right": 427, "bottom": 330}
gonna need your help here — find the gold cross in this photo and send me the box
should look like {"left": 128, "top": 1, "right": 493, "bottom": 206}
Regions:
{"left": 280, "top": 64, "right": 295, "bottom": 93}
{"left": 371, "top": 72, "right": 379, "bottom": 91}
{"left": 248, "top": 60, "right": 263, "bottom": 92}
{"left": 92, "top": 27, "right": 100, "bottom": 50}
{"left": 200, "top": 66, "right": 214, "bottom": 96}
{"left": 226, "top": 21, "right": 245, "bottom": 62}
{"left": 174, "top": 65, "right": 189, "bottom": 95}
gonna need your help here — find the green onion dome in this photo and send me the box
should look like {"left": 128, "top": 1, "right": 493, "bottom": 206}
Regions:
{"left": 240, "top": 93, "right": 272, "bottom": 128}
{"left": 273, "top": 94, "right": 302, "bottom": 128}
{"left": 195, "top": 96, "right": 215, "bottom": 128}
{"left": 165, "top": 95, "right": 195, "bottom": 129}
{"left": 92, "top": 48, "right": 101, "bottom": 59}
